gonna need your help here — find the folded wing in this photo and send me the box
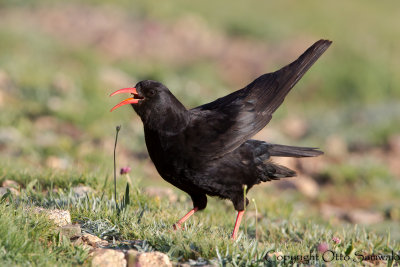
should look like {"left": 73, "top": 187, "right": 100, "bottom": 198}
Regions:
{"left": 186, "top": 39, "right": 332, "bottom": 159}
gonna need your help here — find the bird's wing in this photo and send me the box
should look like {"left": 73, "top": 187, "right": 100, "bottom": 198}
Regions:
{"left": 186, "top": 39, "right": 331, "bottom": 159}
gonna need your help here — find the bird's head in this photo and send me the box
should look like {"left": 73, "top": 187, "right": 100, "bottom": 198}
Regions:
{"left": 110, "top": 80, "right": 189, "bottom": 132}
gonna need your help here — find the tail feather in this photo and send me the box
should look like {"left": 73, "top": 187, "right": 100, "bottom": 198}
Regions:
{"left": 267, "top": 144, "right": 323, "bottom": 158}
{"left": 258, "top": 162, "right": 297, "bottom": 182}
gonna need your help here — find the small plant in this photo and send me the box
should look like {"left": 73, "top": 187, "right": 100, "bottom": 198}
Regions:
{"left": 251, "top": 198, "right": 258, "bottom": 240}
{"left": 243, "top": 185, "right": 248, "bottom": 237}
{"left": 113, "top": 125, "right": 121, "bottom": 203}
{"left": 112, "top": 125, "right": 131, "bottom": 215}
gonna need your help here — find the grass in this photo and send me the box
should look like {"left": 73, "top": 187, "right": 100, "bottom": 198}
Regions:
{"left": 1, "top": 166, "right": 399, "bottom": 266}
{"left": 0, "top": 201, "right": 89, "bottom": 266}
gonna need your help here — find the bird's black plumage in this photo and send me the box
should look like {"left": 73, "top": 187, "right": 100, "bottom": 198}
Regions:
{"left": 111, "top": 39, "right": 331, "bottom": 237}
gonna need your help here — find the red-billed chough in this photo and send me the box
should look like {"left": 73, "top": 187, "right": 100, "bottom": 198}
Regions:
{"left": 110, "top": 39, "right": 331, "bottom": 239}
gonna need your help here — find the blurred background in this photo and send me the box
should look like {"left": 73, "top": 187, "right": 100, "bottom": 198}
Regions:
{"left": 0, "top": 0, "right": 399, "bottom": 239}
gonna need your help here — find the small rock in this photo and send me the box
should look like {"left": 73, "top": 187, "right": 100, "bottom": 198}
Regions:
{"left": 0, "top": 187, "right": 8, "bottom": 197}
{"left": 91, "top": 248, "right": 126, "bottom": 267}
{"left": 127, "top": 251, "right": 172, "bottom": 267}
{"left": 144, "top": 187, "right": 178, "bottom": 203}
{"left": 276, "top": 175, "right": 319, "bottom": 199}
{"left": 320, "top": 205, "right": 384, "bottom": 225}
{"left": 2, "top": 179, "right": 19, "bottom": 189}
{"left": 73, "top": 233, "right": 108, "bottom": 248}
{"left": 0, "top": 186, "right": 19, "bottom": 196}
{"left": 33, "top": 207, "right": 71, "bottom": 227}
{"left": 347, "top": 210, "right": 384, "bottom": 225}
{"left": 59, "top": 224, "right": 81, "bottom": 239}
{"left": 72, "top": 185, "right": 93, "bottom": 197}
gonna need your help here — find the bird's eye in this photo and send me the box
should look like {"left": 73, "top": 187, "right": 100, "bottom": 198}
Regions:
{"left": 148, "top": 89, "right": 156, "bottom": 97}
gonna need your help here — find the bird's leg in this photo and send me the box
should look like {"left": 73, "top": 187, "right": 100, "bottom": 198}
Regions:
{"left": 173, "top": 207, "right": 198, "bottom": 230}
{"left": 231, "top": 210, "right": 245, "bottom": 240}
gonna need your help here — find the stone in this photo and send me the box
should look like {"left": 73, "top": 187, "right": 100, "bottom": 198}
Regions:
{"left": 347, "top": 210, "right": 384, "bottom": 225}
{"left": 33, "top": 207, "right": 71, "bottom": 227}
{"left": 320, "top": 205, "right": 384, "bottom": 225}
{"left": 127, "top": 250, "right": 172, "bottom": 267}
{"left": 0, "top": 187, "right": 8, "bottom": 197}
{"left": 73, "top": 233, "right": 108, "bottom": 248}
{"left": 2, "top": 179, "right": 19, "bottom": 189}
{"left": 72, "top": 185, "right": 94, "bottom": 197}
{"left": 0, "top": 186, "right": 19, "bottom": 197}
{"left": 276, "top": 175, "right": 319, "bottom": 199}
{"left": 91, "top": 248, "right": 126, "bottom": 267}
{"left": 59, "top": 224, "right": 81, "bottom": 239}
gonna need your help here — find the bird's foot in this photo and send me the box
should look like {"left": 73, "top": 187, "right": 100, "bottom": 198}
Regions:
{"left": 172, "top": 223, "right": 182, "bottom": 230}
{"left": 231, "top": 210, "right": 245, "bottom": 240}
{"left": 173, "top": 207, "right": 198, "bottom": 231}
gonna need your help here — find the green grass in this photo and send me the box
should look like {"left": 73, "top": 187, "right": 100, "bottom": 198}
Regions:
{"left": 1, "top": 166, "right": 399, "bottom": 266}
{"left": 0, "top": 202, "right": 89, "bottom": 266}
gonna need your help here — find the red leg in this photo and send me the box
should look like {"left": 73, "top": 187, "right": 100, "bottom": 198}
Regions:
{"left": 231, "top": 210, "right": 245, "bottom": 240}
{"left": 173, "top": 207, "right": 198, "bottom": 230}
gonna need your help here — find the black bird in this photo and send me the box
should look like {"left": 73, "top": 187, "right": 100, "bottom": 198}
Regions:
{"left": 110, "top": 39, "right": 331, "bottom": 239}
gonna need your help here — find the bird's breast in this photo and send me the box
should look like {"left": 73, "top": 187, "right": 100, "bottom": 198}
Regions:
{"left": 143, "top": 127, "right": 190, "bottom": 179}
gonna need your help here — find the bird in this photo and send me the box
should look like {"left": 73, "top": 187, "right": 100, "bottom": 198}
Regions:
{"left": 110, "top": 39, "right": 331, "bottom": 240}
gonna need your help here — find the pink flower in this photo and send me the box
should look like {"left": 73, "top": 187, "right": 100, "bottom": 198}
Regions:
{"left": 332, "top": 236, "right": 341, "bottom": 244}
{"left": 120, "top": 167, "right": 131, "bottom": 175}
{"left": 317, "top": 242, "right": 329, "bottom": 253}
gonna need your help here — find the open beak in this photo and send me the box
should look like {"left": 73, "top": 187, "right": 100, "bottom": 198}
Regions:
{"left": 109, "top": 87, "right": 142, "bottom": 112}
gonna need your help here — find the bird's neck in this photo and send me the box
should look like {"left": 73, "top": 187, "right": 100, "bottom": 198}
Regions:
{"left": 139, "top": 100, "right": 190, "bottom": 135}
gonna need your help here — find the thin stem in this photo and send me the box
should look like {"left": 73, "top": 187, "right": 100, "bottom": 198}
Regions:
{"left": 114, "top": 125, "right": 121, "bottom": 202}
{"left": 243, "top": 185, "right": 248, "bottom": 237}
{"left": 252, "top": 198, "right": 258, "bottom": 240}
